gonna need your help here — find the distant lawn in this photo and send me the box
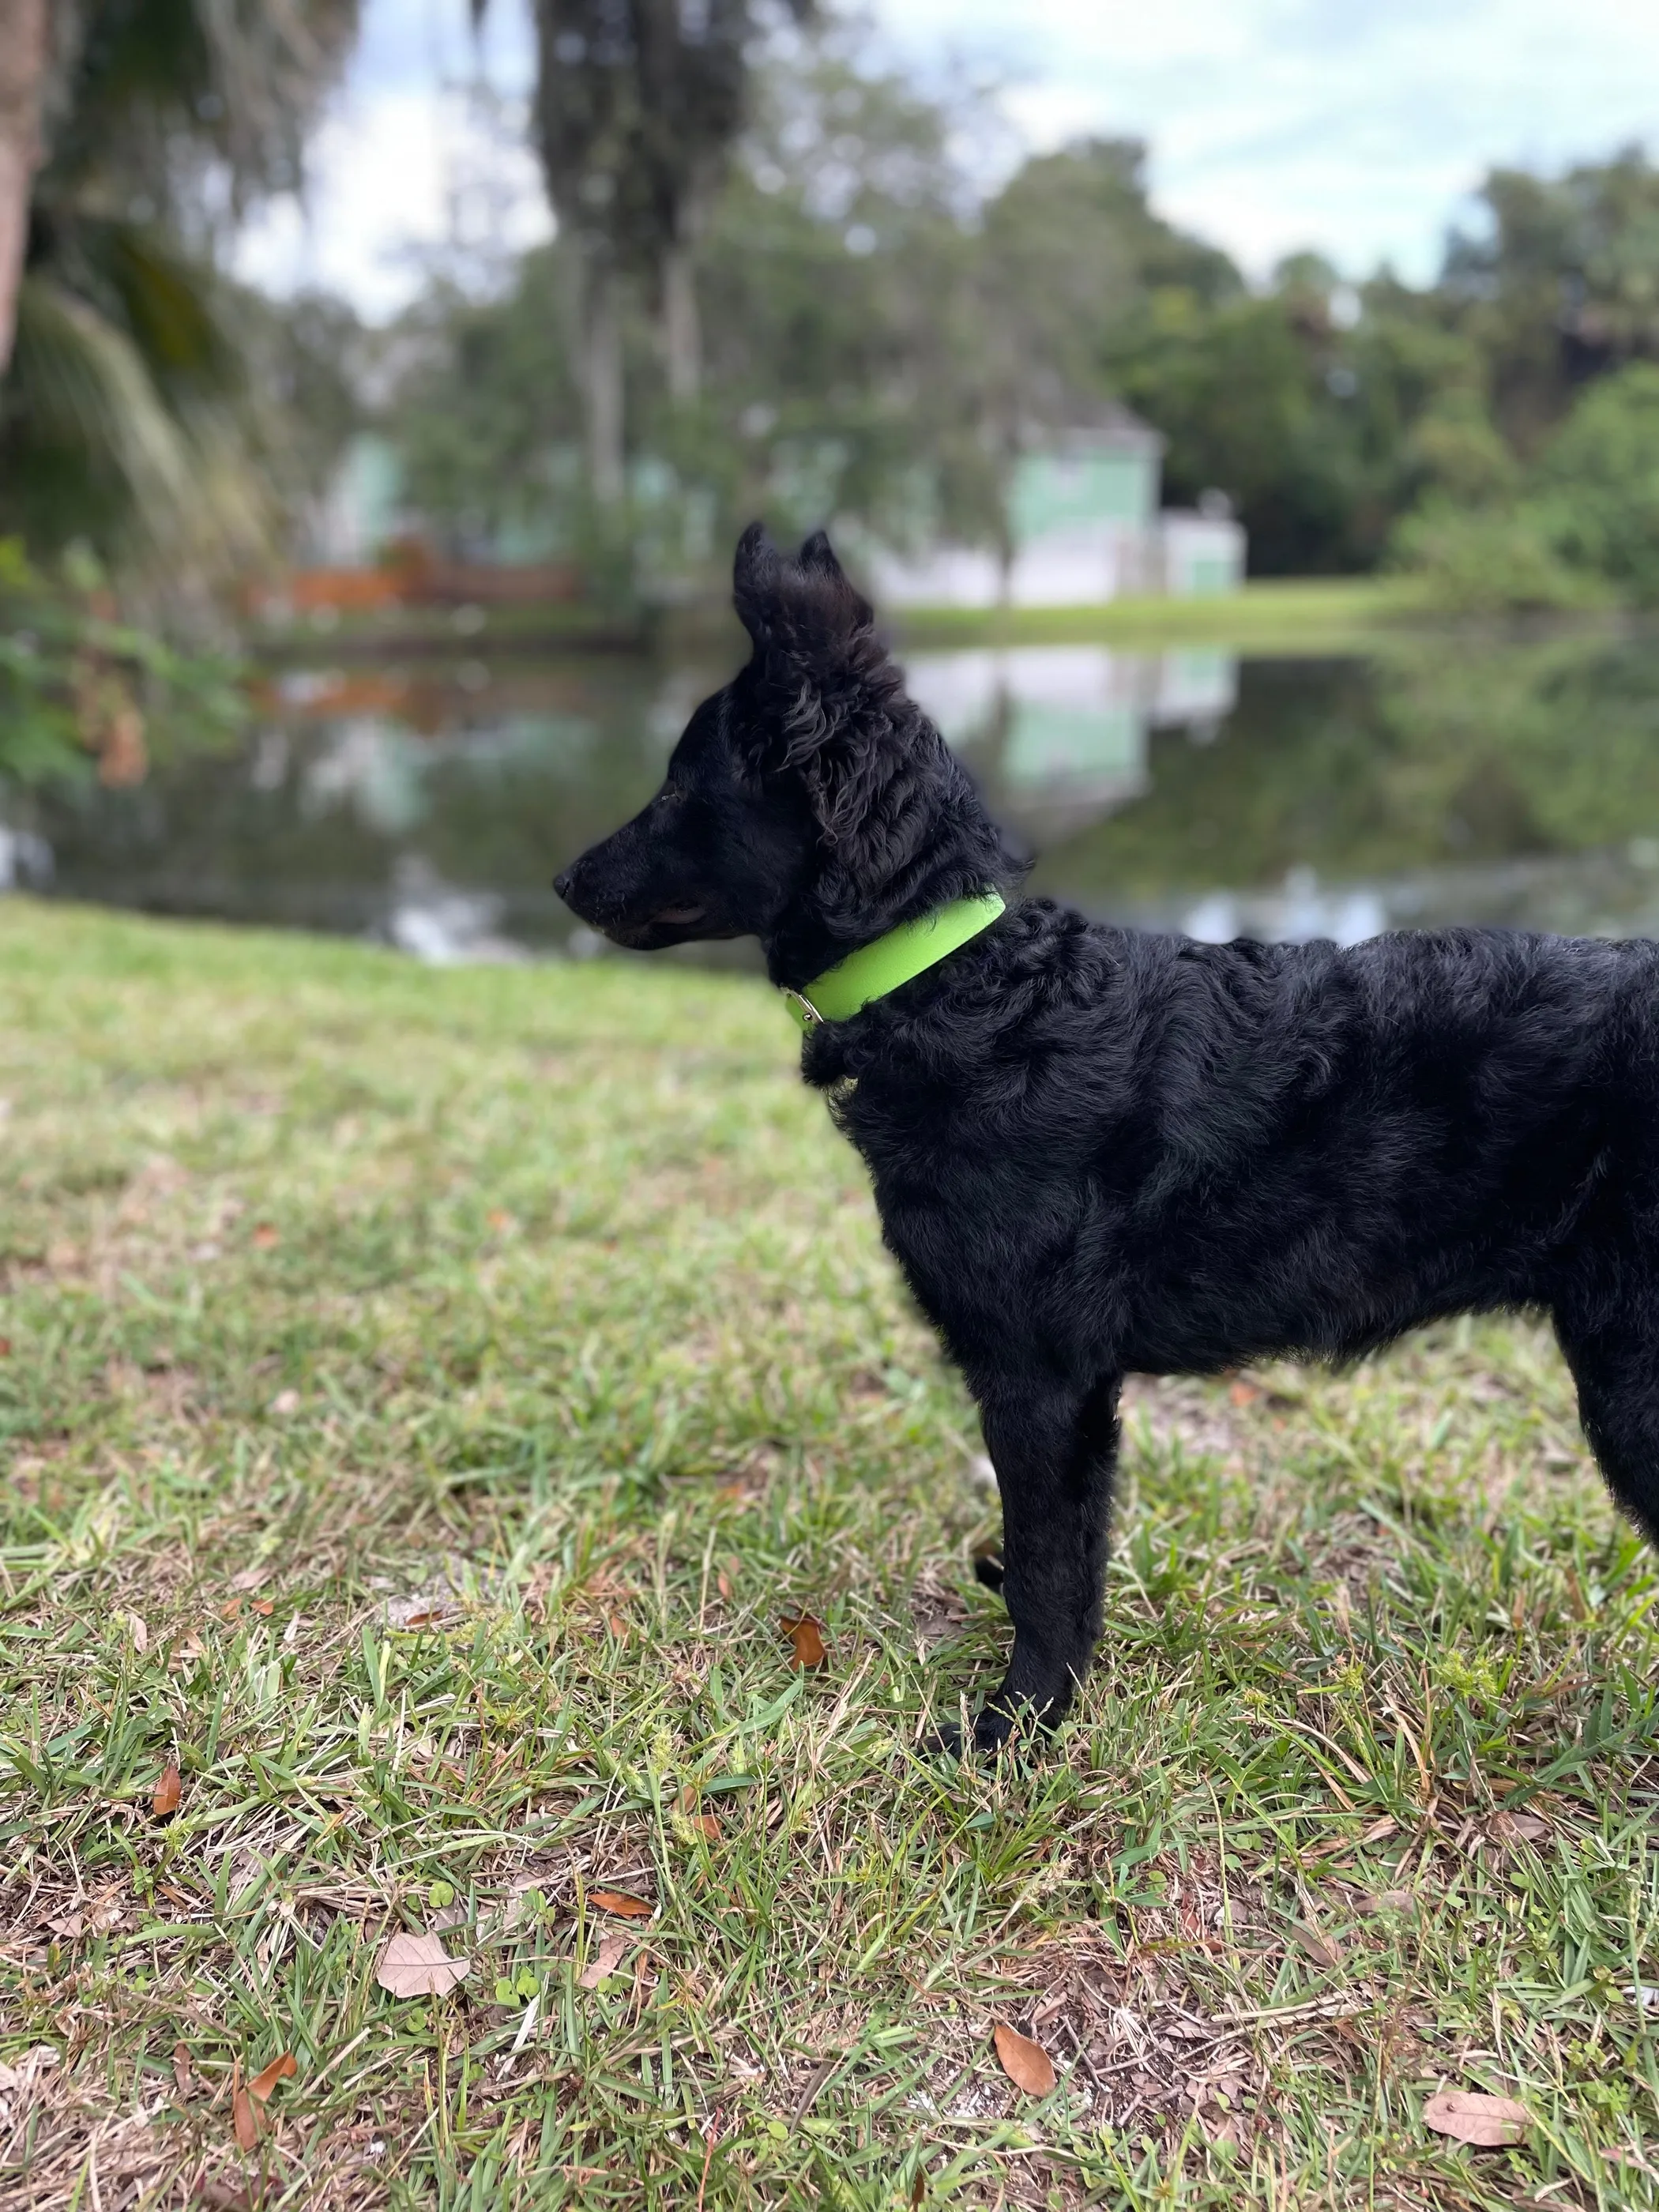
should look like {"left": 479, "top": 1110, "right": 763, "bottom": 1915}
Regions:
{"left": 889, "top": 577, "right": 1425, "bottom": 654}
{"left": 248, "top": 577, "right": 1420, "bottom": 665}
{"left": 3, "top": 898, "right": 1658, "bottom": 2210}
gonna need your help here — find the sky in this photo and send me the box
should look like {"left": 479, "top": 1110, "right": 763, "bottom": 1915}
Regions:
{"left": 234, "top": 0, "right": 1659, "bottom": 321}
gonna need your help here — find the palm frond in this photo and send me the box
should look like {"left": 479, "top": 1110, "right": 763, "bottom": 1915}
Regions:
{"left": 9, "top": 273, "right": 196, "bottom": 515}
{"left": 44, "top": 0, "right": 363, "bottom": 210}
{"left": 3, "top": 270, "right": 270, "bottom": 570}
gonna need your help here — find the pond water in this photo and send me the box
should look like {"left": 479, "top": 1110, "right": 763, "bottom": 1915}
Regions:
{"left": 10, "top": 628, "right": 1659, "bottom": 964}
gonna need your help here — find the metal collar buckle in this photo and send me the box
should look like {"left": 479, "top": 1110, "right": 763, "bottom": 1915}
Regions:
{"left": 783, "top": 988, "right": 823, "bottom": 1029}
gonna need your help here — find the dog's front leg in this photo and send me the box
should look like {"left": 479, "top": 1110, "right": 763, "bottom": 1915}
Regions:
{"left": 954, "top": 1371, "right": 1121, "bottom": 1755}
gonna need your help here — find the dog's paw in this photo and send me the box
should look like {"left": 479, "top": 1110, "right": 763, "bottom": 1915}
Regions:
{"left": 929, "top": 1715, "right": 966, "bottom": 1758}
{"left": 927, "top": 1702, "right": 1029, "bottom": 1759}
{"left": 969, "top": 1702, "right": 1021, "bottom": 1755}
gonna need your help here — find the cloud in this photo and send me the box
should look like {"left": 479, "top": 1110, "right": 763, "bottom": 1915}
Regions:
{"left": 238, "top": 0, "right": 1659, "bottom": 312}
{"left": 231, "top": 0, "right": 545, "bottom": 319}
{"left": 873, "top": 0, "right": 1659, "bottom": 280}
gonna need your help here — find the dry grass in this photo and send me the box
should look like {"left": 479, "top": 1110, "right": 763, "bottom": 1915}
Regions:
{"left": 3, "top": 897, "right": 1659, "bottom": 2210}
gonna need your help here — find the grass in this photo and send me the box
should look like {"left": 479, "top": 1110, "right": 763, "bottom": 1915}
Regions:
{"left": 3, "top": 897, "right": 1659, "bottom": 2210}
{"left": 251, "top": 578, "right": 1431, "bottom": 666}
{"left": 886, "top": 578, "right": 1424, "bottom": 653}
{"left": 250, "top": 601, "right": 650, "bottom": 660}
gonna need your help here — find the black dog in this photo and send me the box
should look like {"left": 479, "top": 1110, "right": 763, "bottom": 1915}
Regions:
{"left": 557, "top": 524, "right": 1659, "bottom": 1751}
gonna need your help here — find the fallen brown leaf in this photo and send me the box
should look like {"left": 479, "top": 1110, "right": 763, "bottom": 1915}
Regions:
{"left": 230, "top": 1567, "right": 270, "bottom": 1593}
{"left": 1228, "top": 1380, "right": 1259, "bottom": 1408}
{"left": 172, "top": 2043, "right": 191, "bottom": 2100}
{"left": 589, "top": 1889, "right": 654, "bottom": 1919}
{"left": 1354, "top": 1889, "right": 1415, "bottom": 1914}
{"left": 992, "top": 2021, "right": 1056, "bottom": 2096}
{"left": 251, "top": 1224, "right": 280, "bottom": 1249}
{"left": 250, "top": 1598, "right": 273, "bottom": 1618}
{"left": 716, "top": 1571, "right": 732, "bottom": 1600}
{"left": 386, "top": 1589, "right": 464, "bottom": 1631}
{"left": 125, "top": 1611, "right": 149, "bottom": 1655}
{"left": 1491, "top": 1808, "right": 1549, "bottom": 1844}
{"left": 679, "top": 1785, "right": 722, "bottom": 1841}
{"left": 1423, "top": 2090, "right": 1529, "bottom": 2147}
{"left": 375, "top": 1930, "right": 470, "bottom": 1997}
{"left": 194, "top": 2180, "right": 250, "bottom": 2210}
{"left": 152, "top": 1762, "right": 182, "bottom": 1817}
{"left": 231, "top": 2060, "right": 258, "bottom": 2150}
{"left": 1288, "top": 1922, "right": 1343, "bottom": 1968}
{"left": 781, "top": 1613, "right": 827, "bottom": 1668}
{"left": 246, "top": 2051, "right": 296, "bottom": 2102}
{"left": 577, "top": 1932, "right": 630, "bottom": 1989}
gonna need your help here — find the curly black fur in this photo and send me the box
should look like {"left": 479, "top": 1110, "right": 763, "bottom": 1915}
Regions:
{"left": 557, "top": 525, "right": 1659, "bottom": 1754}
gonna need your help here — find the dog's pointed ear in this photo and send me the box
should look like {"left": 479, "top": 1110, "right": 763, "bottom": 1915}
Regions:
{"left": 733, "top": 521, "right": 781, "bottom": 646}
{"left": 797, "top": 528, "right": 845, "bottom": 581}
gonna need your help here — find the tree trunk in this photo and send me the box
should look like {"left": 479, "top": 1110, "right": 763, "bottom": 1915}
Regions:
{"left": 0, "top": 0, "right": 49, "bottom": 375}
{"left": 661, "top": 239, "right": 701, "bottom": 403}
{"left": 581, "top": 255, "right": 626, "bottom": 506}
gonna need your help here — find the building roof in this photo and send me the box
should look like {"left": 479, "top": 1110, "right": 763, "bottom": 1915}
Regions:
{"left": 1030, "top": 402, "right": 1165, "bottom": 458}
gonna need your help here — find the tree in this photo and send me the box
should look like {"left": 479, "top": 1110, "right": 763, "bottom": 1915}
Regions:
{"left": 975, "top": 139, "right": 1240, "bottom": 571}
{"left": 692, "top": 44, "right": 992, "bottom": 554}
{"left": 476, "top": 0, "right": 809, "bottom": 505}
{"left": 0, "top": 0, "right": 51, "bottom": 373}
{"left": 389, "top": 246, "right": 582, "bottom": 555}
{"left": 1443, "top": 148, "right": 1659, "bottom": 452}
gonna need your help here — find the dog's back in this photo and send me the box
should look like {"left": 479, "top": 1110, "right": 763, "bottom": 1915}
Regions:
{"left": 815, "top": 905, "right": 1659, "bottom": 1379}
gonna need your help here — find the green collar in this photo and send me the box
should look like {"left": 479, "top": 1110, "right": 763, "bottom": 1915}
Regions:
{"left": 782, "top": 891, "right": 1007, "bottom": 1032}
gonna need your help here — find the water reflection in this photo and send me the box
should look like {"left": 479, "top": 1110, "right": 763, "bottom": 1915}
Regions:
{"left": 907, "top": 645, "right": 1235, "bottom": 842}
{"left": 9, "top": 632, "right": 1659, "bottom": 959}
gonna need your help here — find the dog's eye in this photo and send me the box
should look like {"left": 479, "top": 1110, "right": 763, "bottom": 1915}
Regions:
{"left": 656, "top": 784, "right": 688, "bottom": 808}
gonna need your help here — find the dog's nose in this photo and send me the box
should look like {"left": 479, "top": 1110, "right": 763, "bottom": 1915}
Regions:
{"left": 553, "top": 867, "right": 575, "bottom": 903}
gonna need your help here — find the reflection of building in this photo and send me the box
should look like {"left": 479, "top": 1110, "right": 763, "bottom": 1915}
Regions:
{"left": 868, "top": 412, "right": 1247, "bottom": 608}
{"left": 906, "top": 644, "right": 1238, "bottom": 840}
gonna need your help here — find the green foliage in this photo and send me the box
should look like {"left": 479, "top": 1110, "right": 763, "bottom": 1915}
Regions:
{"left": 0, "top": 537, "right": 246, "bottom": 789}
{"left": 1389, "top": 364, "right": 1659, "bottom": 612}
{"left": 980, "top": 138, "right": 1239, "bottom": 427}
{"left": 1533, "top": 363, "right": 1659, "bottom": 604}
{"left": 391, "top": 253, "right": 582, "bottom": 556}
{"left": 1387, "top": 500, "right": 1601, "bottom": 617}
